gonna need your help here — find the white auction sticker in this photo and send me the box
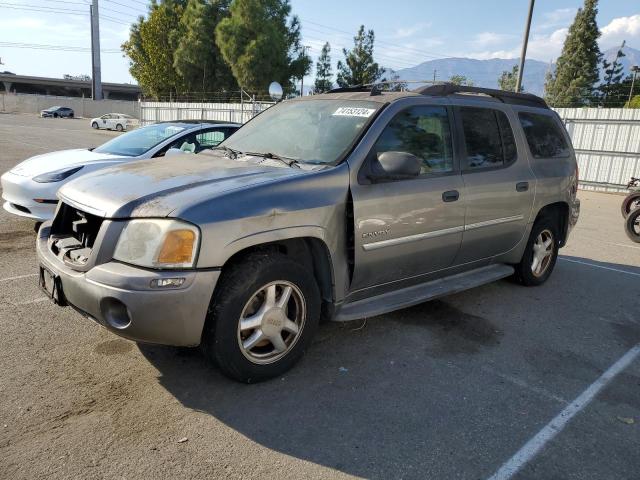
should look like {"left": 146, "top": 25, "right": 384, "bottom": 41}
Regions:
{"left": 332, "top": 107, "right": 376, "bottom": 118}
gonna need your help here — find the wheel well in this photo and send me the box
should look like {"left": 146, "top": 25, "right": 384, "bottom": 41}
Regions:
{"left": 535, "top": 202, "right": 570, "bottom": 246}
{"left": 221, "top": 238, "right": 335, "bottom": 317}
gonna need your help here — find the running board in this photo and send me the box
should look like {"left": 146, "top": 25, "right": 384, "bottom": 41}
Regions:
{"left": 335, "top": 264, "right": 515, "bottom": 322}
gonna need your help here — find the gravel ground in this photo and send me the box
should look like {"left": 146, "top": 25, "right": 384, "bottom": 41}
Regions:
{"left": 0, "top": 113, "right": 639, "bottom": 480}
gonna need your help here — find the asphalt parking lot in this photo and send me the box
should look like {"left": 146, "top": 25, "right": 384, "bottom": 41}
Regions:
{"left": 0, "top": 112, "right": 639, "bottom": 480}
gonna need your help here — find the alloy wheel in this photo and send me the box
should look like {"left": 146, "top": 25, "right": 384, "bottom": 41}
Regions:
{"left": 237, "top": 281, "right": 306, "bottom": 364}
{"left": 531, "top": 229, "right": 554, "bottom": 277}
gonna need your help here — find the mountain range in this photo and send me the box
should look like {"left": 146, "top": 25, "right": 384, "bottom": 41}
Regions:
{"left": 393, "top": 45, "right": 640, "bottom": 96}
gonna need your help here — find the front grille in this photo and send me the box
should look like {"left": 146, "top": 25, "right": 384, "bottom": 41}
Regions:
{"left": 49, "top": 202, "right": 104, "bottom": 266}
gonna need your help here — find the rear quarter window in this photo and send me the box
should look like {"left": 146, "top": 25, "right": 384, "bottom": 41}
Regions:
{"left": 518, "top": 112, "right": 570, "bottom": 159}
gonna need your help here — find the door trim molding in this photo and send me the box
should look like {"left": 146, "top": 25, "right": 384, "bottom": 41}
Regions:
{"left": 362, "top": 225, "right": 464, "bottom": 251}
{"left": 361, "top": 214, "right": 524, "bottom": 251}
{"left": 464, "top": 214, "right": 524, "bottom": 231}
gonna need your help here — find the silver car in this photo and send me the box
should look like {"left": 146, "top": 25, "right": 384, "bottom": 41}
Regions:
{"left": 36, "top": 84, "right": 580, "bottom": 383}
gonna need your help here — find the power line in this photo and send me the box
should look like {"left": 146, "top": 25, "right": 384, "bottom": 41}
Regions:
{"left": 0, "top": 41, "right": 120, "bottom": 53}
{"left": 0, "top": 3, "right": 132, "bottom": 25}
{"left": 104, "top": 0, "right": 147, "bottom": 15}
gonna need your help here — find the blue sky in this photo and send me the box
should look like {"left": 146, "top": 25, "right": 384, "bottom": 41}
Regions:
{"left": 0, "top": 0, "right": 638, "bottom": 86}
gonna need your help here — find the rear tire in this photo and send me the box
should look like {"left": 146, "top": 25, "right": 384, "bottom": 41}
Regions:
{"left": 621, "top": 193, "right": 640, "bottom": 218}
{"left": 514, "top": 217, "right": 559, "bottom": 286}
{"left": 115, "top": 124, "right": 123, "bottom": 132}
{"left": 91, "top": 122, "right": 99, "bottom": 129}
{"left": 625, "top": 208, "right": 640, "bottom": 243}
{"left": 201, "top": 252, "right": 320, "bottom": 383}
{"left": 68, "top": 112, "right": 74, "bottom": 118}
{"left": 53, "top": 113, "right": 58, "bottom": 118}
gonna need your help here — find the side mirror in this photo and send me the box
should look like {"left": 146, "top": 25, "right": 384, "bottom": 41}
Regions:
{"left": 370, "top": 151, "right": 421, "bottom": 181}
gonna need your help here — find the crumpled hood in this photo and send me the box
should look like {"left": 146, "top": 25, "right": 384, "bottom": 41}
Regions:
{"left": 58, "top": 153, "right": 306, "bottom": 218}
{"left": 10, "top": 149, "right": 124, "bottom": 177}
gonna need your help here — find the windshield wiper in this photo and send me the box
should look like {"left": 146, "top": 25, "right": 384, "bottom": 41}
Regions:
{"left": 213, "top": 145, "right": 243, "bottom": 159}
{"left": 245, "top": 151, "right": 301, "bottom": 168}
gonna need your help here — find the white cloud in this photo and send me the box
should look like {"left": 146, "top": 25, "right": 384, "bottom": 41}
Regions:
{"left": 600, "top": 14, "right": 640, "bottom": 49}
{"left": 393, "top": 23, "right": 432, "bottom": 39}
{"left": 472, "top": 32, "right": 517, "bottom": 48}
{"left": 536, "top": 8, "right": 577, "bottom": 31}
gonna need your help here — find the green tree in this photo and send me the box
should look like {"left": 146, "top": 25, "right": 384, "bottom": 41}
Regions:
{"left": 215, "top": 0, "right": 311, "bottom": 95}
{"left": 498, "top": 65, "right": 519, "bottom": 92}
{"left": 625, "top": 95, "right": 640, "bottom": 109}
{"left": 314, "top": 42, "right": 333, "bottom": 93}
{"left": 336, "top": 25, "right": 384, "bottom": 87}
{"left": 544, "top": 0, "right": 601, "bottom": 107}
{"left": 122, "top": 0, "right": 186, "bottom": 98}
{"left": 173, "top": 0, "right": 238, "bottom": 96}
{"left": 599, "top": 40, "right": 626, "bottom": 105}
{"left": 449, "top": 75, "right": 474, "bottom": 86}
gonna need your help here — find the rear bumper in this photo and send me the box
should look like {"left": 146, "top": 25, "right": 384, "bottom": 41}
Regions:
{"left": 1, "top": 171, "right": 57, "bottom": 221}
{"left": 36, "top": 223, "right": 219, "bottom": 347}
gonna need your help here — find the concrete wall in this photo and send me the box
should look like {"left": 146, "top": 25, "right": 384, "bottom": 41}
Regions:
{"left": 0, "top": 93, "right": 140, "bottom": 118}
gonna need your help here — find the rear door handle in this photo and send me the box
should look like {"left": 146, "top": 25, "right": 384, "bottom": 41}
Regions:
{"left": 442, "top": 190, "right": 460, "bottom": 202}
{"left": 516, "top": 181, "right": 529, "bottom": 192}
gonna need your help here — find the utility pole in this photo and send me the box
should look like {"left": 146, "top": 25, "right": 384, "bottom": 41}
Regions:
{"left": 90, "top": 0, "right": 103, "bottom": 100}
{"left": 516, "top": 0, "right": 535, "bottom": 93}
{"left": 433, "top": 69, "right": 437, "bottom": 82}
{"left": 300, "top": 45, "right": 310, "bottom": 96}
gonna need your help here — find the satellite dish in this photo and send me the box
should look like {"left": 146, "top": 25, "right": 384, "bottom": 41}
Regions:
{"left": 268, "top": 81, "right": 283, "bottom": 102}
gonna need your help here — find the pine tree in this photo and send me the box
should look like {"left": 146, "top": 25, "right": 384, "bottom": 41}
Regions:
{"left": 336, "top": 25, "right": 384, "bottom": 87}
{"left": 600, "top": 40, "right": 626, "bottom": 105}
{"left": 173, "top": 0, "right": 238, "bottom": 97}
{"left": 498, "top": 65, "right": 519, "bottom": 92}
{"left": 215, "top": 0, "right": 311, "bottom": 95}
{"left": 314, "top": 42, "right": 333, "bottom": 93}
{"left": 544, "top": 0, "right": 602, "bottom": 107}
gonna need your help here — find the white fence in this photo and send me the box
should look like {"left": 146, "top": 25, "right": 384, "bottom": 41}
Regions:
{"left": 139, "top": 100, "right": 274, "bottom": 125}
{"left": 554, "top": 108, "right": 640, "bottom": 193}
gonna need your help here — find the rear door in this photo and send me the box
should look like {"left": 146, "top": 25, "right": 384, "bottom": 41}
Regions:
{"left": 454, "top": 105, "right": 535, "bottom": 263}
{"left": 350, "top": 103, "right": 465, "bottom": 292}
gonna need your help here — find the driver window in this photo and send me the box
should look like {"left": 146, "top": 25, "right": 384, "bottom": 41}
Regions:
{"left": 373, "top": 106, "right": 454, "bottom": 175}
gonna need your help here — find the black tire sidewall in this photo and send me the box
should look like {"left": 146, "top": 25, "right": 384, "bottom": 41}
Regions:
{"left": 92, "top": 122, "right": 98, "bottom": 129}
{"left": 622, "top": 193, "right": 640, "bottom": 218}
{"left": 116, "top": 124, "right": 123, "bottom": 131}
{"left": 516, "top": 218, "right": 559, "bottom": 286}
{"left": 625, "top": 209, "right": 640, "bottom": 243}
{"left": 204, "top": 254, "right": 320, "bottom": 383}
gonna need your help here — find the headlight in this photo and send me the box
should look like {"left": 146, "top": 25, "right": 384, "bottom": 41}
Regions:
{"left": 113, "top": 219, "right": 200, "bottom": 269}
{"left": 33, "top": 166, "right": 84, "bottom": 183}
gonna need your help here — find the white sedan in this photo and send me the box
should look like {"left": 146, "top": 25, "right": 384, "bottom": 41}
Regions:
{"left": 1, "top": 121, "right": 240, "bottom": 222}
{"left": 90, "top": 113, "right": 138, "bottom": 131}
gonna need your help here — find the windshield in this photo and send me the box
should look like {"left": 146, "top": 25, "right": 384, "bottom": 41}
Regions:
{"left": 222, "top": 99, "right": 382, "bottom": 165}
{"left": 94, "top": 123, "right": 188, "bottom": 157}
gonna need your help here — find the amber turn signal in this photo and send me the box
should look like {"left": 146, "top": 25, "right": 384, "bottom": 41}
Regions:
{"left": 157, "top": 229, "right": 196, "bottom": 265}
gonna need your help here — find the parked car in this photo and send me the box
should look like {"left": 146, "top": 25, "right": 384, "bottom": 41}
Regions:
{"left": 90, "top": 113, "right": 139, "bottom": 132}
{"left": 36, "top": 85, "right": 580, "bottom": 383}
{"left": 41, "top": 106, "right": 74, "bottom": 118}
{"left": 1, "top": 121, "right": 240, "bottom": 221}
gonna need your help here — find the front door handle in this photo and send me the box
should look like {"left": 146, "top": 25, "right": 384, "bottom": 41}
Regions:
{"left": 442, "top": 190, "right": 460, "bottom": 202}
{"left": 516, "top": 181, "right": 529, "bottom": 192}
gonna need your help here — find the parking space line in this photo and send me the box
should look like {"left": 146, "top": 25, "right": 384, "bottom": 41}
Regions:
{"left": 559, "top": 257, "right": 640, "bottom": 277}
{"left": 0, "top": 273, "right": 38, "bottom": 283}
{"left": 486, "top": 343, "right": 640, "bottom": 480}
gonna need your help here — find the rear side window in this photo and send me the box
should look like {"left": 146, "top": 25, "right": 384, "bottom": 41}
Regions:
{"left": 460, "top": 107, "right": 517, "bottom": 170}
{"left": 518, "top": 112, "right": 570, "bottom": 158}
{"left": 373, "top": 105, "right": 454, "bottom": 175}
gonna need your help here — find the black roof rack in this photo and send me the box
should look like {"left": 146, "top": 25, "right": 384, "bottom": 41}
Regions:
{"left": 415, "top": 83, "right": 548, "bottom": 108}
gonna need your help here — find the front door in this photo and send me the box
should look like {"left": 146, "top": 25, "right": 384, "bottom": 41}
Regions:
{"left": 350, "top": 104, "right": 465, "bottom": 293}
{"left": 455, "top": 105, "right": 535, "bottom": 263}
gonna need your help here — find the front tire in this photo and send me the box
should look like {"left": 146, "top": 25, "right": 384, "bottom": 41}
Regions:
{"left": 625, "top": 209, "right": 640, "bottom": 243}
{"left": 621, "top": 193, "right": 640, "bottom": 218}
{"left": 91, "top": 122, "right": 99, "bottom": 129}
{"left": 514, "top": 218, "right": 559, "bottom": 286}
{"left": 202, "top": 252, "right": 320, "bottom": 383}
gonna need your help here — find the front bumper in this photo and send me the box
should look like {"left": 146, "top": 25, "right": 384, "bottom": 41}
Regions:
{"left": 1, "top": 171, "right": 58, "bottom": 221}
{"left": 36, "top": 223, "right": 220, "bottom": 346}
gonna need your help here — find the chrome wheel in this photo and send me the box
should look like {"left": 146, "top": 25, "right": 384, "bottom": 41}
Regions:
{"left": 237, "top": 281, "right": 306, "bottom": 365}
{"left": 531, "top": 229, "right": 554, "bottom": 277}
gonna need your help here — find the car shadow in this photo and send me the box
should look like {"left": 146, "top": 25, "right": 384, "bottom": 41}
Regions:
{"left": 138, "top": 298, "right": 505, "bottom": 479}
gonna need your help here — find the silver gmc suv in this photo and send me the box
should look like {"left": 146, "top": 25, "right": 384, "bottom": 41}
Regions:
{"left": 36, "top": 84, "right": 580, "bottom": 382}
